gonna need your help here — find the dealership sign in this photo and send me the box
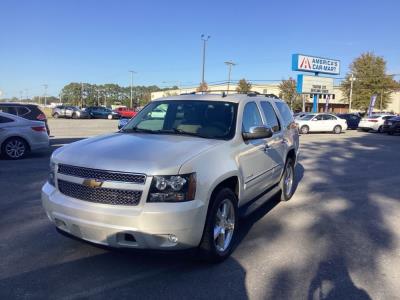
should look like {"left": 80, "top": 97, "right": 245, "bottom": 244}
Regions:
{"left": 292, "top": 54, "right": 340, "bottom": 75}
{"left": 297, "top": 74, "right": 334, "bottom": 94}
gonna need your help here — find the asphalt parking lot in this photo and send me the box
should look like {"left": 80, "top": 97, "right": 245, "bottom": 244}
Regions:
{"left": 1, "top": 119, "right": 399, "bottom": 299}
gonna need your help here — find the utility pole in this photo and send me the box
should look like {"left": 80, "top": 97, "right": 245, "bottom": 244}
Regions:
{"left": 129, "top": 70, "right": 136, "bottom": 108}
{"left": 349, "top": 73, "right": 354, "bottom": 112}
{"left": 380, "top": 88, "right": 383, "bottom": 112}
{"left": 201, "top": 34, "right": 211, "bottom": 85}
{"left": 224, "top": 61, "right": 236, "bottom": 94}
{"left": 81, "top": 82, "right": 84, "bottom": 108}
{"left": 42, "top": 84, "right": 48, "bottom": 106}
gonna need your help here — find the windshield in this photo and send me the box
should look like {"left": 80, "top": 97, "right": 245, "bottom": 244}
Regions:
{"left": 122, "top": 100, "right": 238, "bottom": 140}
{"left": 300, "top": 114, "right": 315, "bottom": 120}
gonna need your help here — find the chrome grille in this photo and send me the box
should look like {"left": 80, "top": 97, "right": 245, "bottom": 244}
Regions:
{"left": 58, "top": 164, "right": 146, "bottom": 184}
{"left": 58, "top": 179, "right": 142, "bottom": 206}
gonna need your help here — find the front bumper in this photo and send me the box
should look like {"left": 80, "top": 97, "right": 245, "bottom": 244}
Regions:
{"left": 41, "top": 182, "right": 206, "bottom": 250}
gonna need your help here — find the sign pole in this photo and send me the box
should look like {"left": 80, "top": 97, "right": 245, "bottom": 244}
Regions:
{"left": 312, "top": 72, "right": 319, "bottom": 113}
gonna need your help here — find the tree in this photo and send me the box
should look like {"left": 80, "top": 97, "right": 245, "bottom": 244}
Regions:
{"left": 279, "top": 77, "right": 302, "bottom": 111}
{"left": 196, "top": 82, "right": 208, "bottom": 92}
{"left": 236, "top": 79, "right": 252, "bottom": 94}
{"left": 340, "top": 53, "right": 400, "bottom": 112}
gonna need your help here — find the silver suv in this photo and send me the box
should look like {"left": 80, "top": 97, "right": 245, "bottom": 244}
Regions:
{"left": 52, "top": 105, "right": 89, "bottom": 119}
{"left": 42, "top": 94, "right": 299, "bottom": 261}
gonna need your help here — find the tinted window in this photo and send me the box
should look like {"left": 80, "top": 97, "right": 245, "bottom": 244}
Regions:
{"left": 260, "top": 101, "right": 281, "bottom": 132}
{"left": 383, "top": 116, "right": 394, "bottom": 120}
{"left": 17, "top": 107, "right": 30, "bottom": 116}
{"left": 0, "top": 106, "right": 17, "bottom": 115}
{"left": 242, "top": 102, "right": 263, "bottom": 132}
{"left": 0, "top": 116, "right": 14, "bottom": 123}
{"left": 275, "top": 102, "right": 293, "bottom": 127}
{"left": 314, "top": 115, "right": 324, "bottom": 121}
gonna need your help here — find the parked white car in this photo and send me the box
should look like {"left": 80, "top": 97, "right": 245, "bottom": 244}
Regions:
{"left": 358, "top": 114, "right": 395, "bottom": 132}
{"left": 296, "top": 113, "right": 348, "bottom": 134}
{"left": 0, "top": 112, "right": 49, "bottom": 159}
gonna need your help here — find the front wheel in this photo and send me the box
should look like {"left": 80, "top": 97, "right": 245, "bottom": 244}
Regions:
{"left": 333, "top": 125, "right": 342, "bottom": 134}
{"left": 198, "top": 188, "right": 238, "bottom": 263}
{"left": 280, "top": 157, "right": 295, "bottom": 201}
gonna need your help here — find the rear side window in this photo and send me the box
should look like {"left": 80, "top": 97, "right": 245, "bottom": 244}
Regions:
{"left": 17, "top": 107, "right": 30, "bottom": 116}
{"left": 0, "top": 116, "right": 14, "bottom": 123}
{"left": 275, "top": 102, "right": 293, "bottom": 128}
{"left": 260, "top": 101, "right": 281, "bottom": 132}
{"left": 323, "top": 115, "right": 337, "bottom": 120}
{"left": 242, "top": 102, "right": 263, "bottom": 132}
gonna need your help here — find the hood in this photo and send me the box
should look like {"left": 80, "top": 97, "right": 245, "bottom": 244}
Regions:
{"left": 53, "top": 133, "right": 223, "bottom": 175}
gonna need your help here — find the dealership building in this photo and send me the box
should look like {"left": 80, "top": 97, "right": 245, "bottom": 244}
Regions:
{"left": 151, "top": 83, "right": 400, "bottom": 114}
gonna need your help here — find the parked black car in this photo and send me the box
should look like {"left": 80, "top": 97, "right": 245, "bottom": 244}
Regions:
{"left": 85, "top": 107, "right": 120, "bottom": 119}
{"left": 337, "top": 113, "right": 361, "bottom": 129}
{"left": 382, "top": 116, "right": 400, "bottom": 135}
{"left": 0, "top": 103, "right": 50, "bottom": 135}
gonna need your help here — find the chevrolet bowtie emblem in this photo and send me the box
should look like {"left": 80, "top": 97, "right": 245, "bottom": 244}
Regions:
{"left": 82, "top": 179, "right": 103, "bottom": 188}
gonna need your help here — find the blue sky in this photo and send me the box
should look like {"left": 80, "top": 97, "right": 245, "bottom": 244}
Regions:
{"left": 1, "top": 0, "right": 399, "bottom": 97}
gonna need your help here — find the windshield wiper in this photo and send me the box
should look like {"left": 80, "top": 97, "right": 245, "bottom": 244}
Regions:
{"left": 171, "top": 128, "right": 207, "bottom": 138}
{"left": 121, "top": 127, "right": 158, "bottom": 134}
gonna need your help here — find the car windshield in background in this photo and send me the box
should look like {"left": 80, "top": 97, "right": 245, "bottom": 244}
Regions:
{"left": 300, "top": 114, "right": 315, "bottom": 120}
{"left": 122, "top": 100, "right": 238, "bottom": 140}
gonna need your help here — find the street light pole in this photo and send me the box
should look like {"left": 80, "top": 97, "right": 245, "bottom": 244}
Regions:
{"left": 201, "top": 34, "right": 210, "bottom": 85}
{"left": 349, "top": 73, "right": 354, "bottom": 112}
{"left": 42, "top": 84, "right": 48, "bottom": 106}
{"left": 129, "top": 70, "right": 136, "bottom": 108}
{"left": 224, "top": 61, "right": 236, "bottom": 94}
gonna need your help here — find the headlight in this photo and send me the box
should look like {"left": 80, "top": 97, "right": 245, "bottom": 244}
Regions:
{"left": 147, "top": 173, "right": 196, "bottom": 202}
{"left": 48, "top": 161, "right": 56, "bottom": 186}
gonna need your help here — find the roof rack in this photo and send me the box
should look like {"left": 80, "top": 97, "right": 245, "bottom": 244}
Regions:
{"left": 247, "top": 92, "right": 279, "bottom": 99}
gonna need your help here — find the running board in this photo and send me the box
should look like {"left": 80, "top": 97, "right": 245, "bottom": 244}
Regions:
{"left": 238, "top": 183, "right": 281, "bottom": 218}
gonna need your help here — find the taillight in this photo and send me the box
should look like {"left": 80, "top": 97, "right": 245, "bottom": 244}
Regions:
{"left": 36, "top": 113, "right": 46, "bottom": 121}
{"left": 31, "top": 126, "right": 46, "bottom": 132}
{"left": 368, "top": 119, "right": 378, "bottom": 122}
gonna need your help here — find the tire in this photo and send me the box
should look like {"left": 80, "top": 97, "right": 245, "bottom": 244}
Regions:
{"left": 333, "top": 125, "right": 342, "bottom": 134}
{"left": 72, "top": 113, "right": 78, "bottom": 119}
{"left": 53, "top": 113, "right": 59, "bottom": 119}
{"left": 198, "top": 188, "right": 238, "bottom": 263}
{"left": 280, "top": 157, "right": 295, "bottom": 201}
{"left": 378, "top": 126, "right": 383, "bottom": 133}
{"left": 388, "top": 131, "right": 394, "bottom": 135}
{"left": 1, "top": 137, "right": 29, "bottom": 159}
{"left": 108, "top": 114, "right": 113, "bottom": 120}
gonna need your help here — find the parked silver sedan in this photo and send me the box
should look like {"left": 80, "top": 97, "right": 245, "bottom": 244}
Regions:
{"left": 0, "top": 112, "right": 49, "bottom": 159}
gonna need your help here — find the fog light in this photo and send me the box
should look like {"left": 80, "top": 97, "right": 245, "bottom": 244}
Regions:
{"left": 168, "top": 234, "right": 178, "bottom": 243}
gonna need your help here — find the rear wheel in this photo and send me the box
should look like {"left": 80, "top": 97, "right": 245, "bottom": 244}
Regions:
{"left": 378, "top": 126, "right": 383, "bottom": 133}
{"left": 198, "top": 188, "right": 238, "bottom": 263}
{"left": 53, "top": 113, "right": 59, "bottom": 119}
{"left": 280, "top": 157, "right": 295, "bottom": 201}
{"left": 72, "top": 113, "right": 78, "bottom": 119}
{"left": 1, "top": 137, "right": 29, "bottom": 159}
{"left": 333, "top": 125, "right": 342, "bottom": 134}
{"left": 300, "top": 125, "right": 309, "bottom": 134}
{"left": 107, "top": 114, "right": 113, "bottom": 120}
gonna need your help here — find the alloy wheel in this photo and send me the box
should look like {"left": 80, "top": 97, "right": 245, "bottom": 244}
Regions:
{"left": 214, "top": 199, "right": 235, "bottom": 253}
{"left": 5, "top": 139, "right": 26, "bottom": 159}
{"left": 284, "top": 163, "right": 294, "bottom": 198}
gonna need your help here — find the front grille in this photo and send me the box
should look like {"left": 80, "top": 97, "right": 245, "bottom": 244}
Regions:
{"left": 58, "top": 179, "right": 142, "bottom": 206}
{"left": 58, "top": 164, "right": 146, "bottom": 184}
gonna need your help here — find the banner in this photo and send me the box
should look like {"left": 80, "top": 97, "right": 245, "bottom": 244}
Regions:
{"left": 325, "top": 95, "right": 330, "bottom": 112}
{"left": 367, "top": 95, "right": 377, "bottom": 117}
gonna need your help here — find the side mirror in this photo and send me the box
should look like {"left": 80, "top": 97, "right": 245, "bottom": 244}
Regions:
{"left": 243, "top": 126, "right": 273, "bottom": 140}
